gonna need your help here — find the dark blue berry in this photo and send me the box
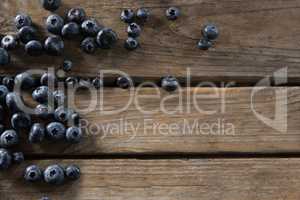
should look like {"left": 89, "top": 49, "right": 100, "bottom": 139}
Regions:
{"left": 25, "top": 40, "right": 43, "bottom": 56}
{"left": 120, "top": 9, "right": 135, "bottom": 23}
{"left": 124, "top": 37, "right": 139, "bottom": 50}
{"left": 17, "top": 26, "right": 37, "bottom": 44}
{"left": 54, "top": 106, "right": 71, "bottom": 123}
{"left": 15, "top": 14, "right": 32, "bottom": 29}
{"left": 0, "top": 48, "right": 10, "bottom": 65}
{"left": 65, "top": 165, "right": 80, "bottom": 180}
{"left": 61, "top": 22, "right": 80, "bottom": 39}
{"left": 198, "top": 38, "right": 213, "bottom": 50}
{"left": 24, "top": 165, "right": 42, "bottom": 182}
{"left": 41, "top": 0, "right": 61, "bottom": 11}
{"left": 92, "top": 77, "right": 103, "bottom": 89}
{"left": 70, "top": 112, "right": 80, "bottom": 126}
{"left": 166, "top": 7, "right": 180, "bottom": 20}
{"left": 6, "top": 92, "right": 23, "bottom": 113}
{"left": 2, "top": 76, "right": 14, "bottom": 91}
{"left": 13, "top": 152, "right": 24, "bottom": 164}
{"left": 11, "top": 112, "right": 32, "bottom": 130}
{"left": 116, "top": 76, "right": 131, "bottom": 89}
{"left": 161, "top": 76, "right": 179, "bottom": 92}
{"left": 0, "top": 148, "right": 12, "bottom": 170}
{"left": 29, "top": 123, "right": 45, "bottom": 144}
{"left": 96, "top": 28, "right": 118, "bottom": 49}
{"left": 0, "top": 130, "right": 19, "bottom": 147}
{"left": 46, "top": 14, "right": 64, "bottom": 35}
{"left": 53, "top": 90, "right": 66, "bottom": 106}
{"left": 202, "top": 24, "right": 219, "bottom": 41}
{"left": 127, "top": 23, "right": 141, "bottom": 38}
{"left": 0, "top": 85, "right": 9, "bottom": 104}
{"left": 35, "top": 104, "right": 53, "bottom": 119}
{"left": 67, "top": 8, "right": 86, "bottom": 23}
{"left": 62, "top": 60, "right": 73, "bottom": 72}
{"left": 46, "top": 122, "right": 66, "bottom": 141}
{"left": 44, "top": 36, "right": 64, "bottom": 56}
{"left": 40, "top": 72, "right": 57, "bottom": 86}
{"left": 81, "top": 19, "right": 101, "bottom": 36}
{"left": 15, "top": 72, "right": 35, "bottom": 90}
{"left": 66, "top": 127, "right": 82, "bottom": 143}
{"left": 81, "top": 37, "right": 97, "bottom": 54}
{"left": 137, "top": 8, "right": 150, "bottom": 22}
{"left": 32, "top": 86, "right": 50, "bottom": 103}
{"left": 1, "top": 35, "right": 18, "bottom": 50}
{"left": 43, "top": 164, "right": 65, "bottom": 185}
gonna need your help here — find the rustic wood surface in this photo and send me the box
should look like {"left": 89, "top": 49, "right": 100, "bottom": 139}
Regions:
{"left": 1, "top": 158, "right": 300, "bottom": 200}
{"left": 0, "top": 0, "right": 300, "bottom": 83}
{"left": 14, "top": 87, "right": 300, "bottom": 156}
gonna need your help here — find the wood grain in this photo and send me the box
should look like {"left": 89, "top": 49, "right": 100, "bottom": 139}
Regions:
{"left": 0, "top": 0, "right": 300, "bottom": 84}
{"left": 14, "top": 87, "right": 300, "bottom": 156}
{"left": 2, "top": 158, "right": 300, "bottom": 200}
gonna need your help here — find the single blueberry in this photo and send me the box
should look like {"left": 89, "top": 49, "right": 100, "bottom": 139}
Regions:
{"left": 120, "top": 9, "right": 135, "bottom": 23}
{"left": 92, "top": 77, "right": 103, "bottom": 89}
{"left": 13, "top": 152, "right": 24, "bottom": 164}
{"left": 137, "top": 8, "right": 150, "bottom": 22}
{"left": 127, "top": 23, "right": 141, "bottom": 38}
{"left": 53, "top": 90, "right": 66, "bottom": 106}
{"left": 66, "top": 127, "right": 82, "bottom": 143}
{"left": 6, "top": 92, "right": 23, "bottom": 113}
{"left": 17, "top": 26, "right": 37, "bottom": 44}
{"left": 25, "top": 40, "right": 43, "bottom": 56}
{"left": 81, "top": 19, "right": 101, "bottom": 36}
{"left": 2, "top": 76, "right": 14, "bottom": 91}
{"left": 32, "top": 86, "right": 50, "bottom": 103}
{"left": 67, "top": 8, "right": 86, "bottom": 23}
{"left": 65, "top": 165, "right": 80, "bottom": 180}
{"left": 61, "top": 22, "right": 80, "bottom": 39}
{"left": 41, "top": 0, "right": 61, "bottom": 11}
{"left": 15, "top": 72, "right": 35, "bottom": 90}
{"left": 198, "top": 38, "right": 213, "bottom": 50}
{"left": 202, "top": 24, "right": 219, "bottom": 41}
{"left": 0, "top": 148, "right": 12, "bottom": 170}
{"left": 11, "top": 112, "right": 32, "bottom": 130}
{"left": 62, "top": 60, "right": 73, "bottom": 72}
{"left": 81, "top": 37, "right": 97, "bottom": 54}
{"left": 43, "top": 164, "right": 65, "bottom": 185}
{"left": 46, "top": 14, "right": 64, "bottom": 35}
{"left": 44, "top": 36, "right": 64, "bottom": 56}
{"left": 24, "top": 165, "right": 42, "bottom": 182}
{"left": 70, "top": 112, "right": 80, "bottom": 127}
{"left": 116, "top": 76, "right": 132, "bottom": 89}
{"left": 14, "top": 14, "right": 32, "bottom": 29}
{"left": 46, "top": 122, "right": 66, "bottom": 141}
{"left": 124, "top": 37, "right": 139, "bottom": 50}
{"left": 96, "top": 28, "right": 118, "bottom": 49}
{"left": 161, "top": 76, "right": 179, "bottom": 92}
{"left": 29, "top": 123, "right": 45, "bottom": 144}
{"left": 0, "top": 130, "right": 19, "bottom": 147}
{"left": 1, "top": 35, "right": 18, "bottom": 50}
{"left": 35, "top": 104, "right": 53, "bottom": 119}
{"left": 166, "top": 7, "right": 180, "bottom": 20}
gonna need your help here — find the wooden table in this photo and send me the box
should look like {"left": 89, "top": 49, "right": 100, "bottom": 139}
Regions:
{"left": 1, "top": 0, "right": 300, "bottom": 199}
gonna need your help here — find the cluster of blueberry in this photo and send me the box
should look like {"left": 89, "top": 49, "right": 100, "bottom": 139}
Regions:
{"left": 120, "top": 8, "right": 149, "bottom": 50}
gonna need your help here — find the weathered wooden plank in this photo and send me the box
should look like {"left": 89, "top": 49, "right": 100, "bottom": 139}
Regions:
{"left": 0, "top": 0, "right": 300, "bottom": 83}
{"left": 1, "top": 158, "right": 300, "bottom": 200}
{"left": 15, "top": 87, "right": 300, "bottom": 155}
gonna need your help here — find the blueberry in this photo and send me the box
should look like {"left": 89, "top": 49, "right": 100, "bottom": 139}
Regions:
{"left": 6, "top": 92, "right": 23, "bottom": 113}
{"left": 35, "top": 104, "right": 53, "bottom": 119}
{"left": 62, "top": 60, "right": 73, "bottom": 72}
{"left": 29, "top": 123, "right": 45, "bottom": 144}
{"left": 53, "top": 90, "right": 66, "bottom": 106}
{"left": 166, "top": 7, "right": 180, "bottom": 20}
{"left": 116, "top": 76, "right": 132, "bottom": 89}
{"left": 25, "top": 40, "right": 43, "bottom": 56}
{"left": 124, "top": 37, "right": 139, "bottom": 50}
{"left": 81, "top": 37, "right": 97, "bottom": 54}
{"left": 15, "top": 72, "right": 35, "bottom": 90}
{"left": 81, "top": 19, "right": 101, "bottom": 36}
{"left": 65, "top": 165, "right": 80, "bottom": 180}
{"left": 43, "top": 164, "right": 65, "bottom": 185}
{"left": 67, "top": 8, "right": 86, "bottom": 23}
{"left": 44, "top": 36, "right": 64, "bottom": 56}
{"left": 11, "top": 112, "right": 32, "bottom": 130}
{"left": 46, "top": 122, "right": 66, "bottom": 141}
{"left": 61, "top": 22, "right": 80, "bottom": 39}
{"left": 14, "top": 14, "right": 32, "bottom": 29}
{"left": 54, "top": 106, "right": 71, "bottom": 123}
{"left": 13, "top": 152, "right": 24, "bottom": 164}
{"left": 1, "top": 35, "right": 18, "bottom": 50}
{"left": 198, "top": 38, "right": 213, "bottom": 50}
{"left": 0, "top": 130, "right": 19, "bottom": 147}
{"left": 127, "top": 23, "right": 141, "bottom": 38}
{"left": 24, "top": 165, "right": 42, "bottom": 182}
{"left": 46, "top": 14, "right": 64, "bottom": 35}
{"left": 202, "top": 24, "right": 219, "bottom": 41}
{"left": 137, "top": 8, "right": 150, "bottom": 22}
{"left": 96, "top": 28, "right": 118, "bottom": 49}
{"left": 0, "top": 48, "right": 10, "bottom": 65}
{"left": 70, "top": 112, "right": 80, "bottom": 126}
{"left": 120, "top": 9, "right": 135, "bottom": 23}
{"left": 2, "top": 76, "right": 14, "bottom": 91}
{"left": 65, "top": 76, "right": 78, "bottom": 87}
{"left": 161, "top": 76, "right": 179, "bottom": 92}
{"left": 0, "top": 148, "right": 12, "bottom": 170}
{"left": 32, "top": 86, "right": 50, "bottom": 103}
{"left": 0, "top": 85, "right": 9, "bottom": 104}
{"left": 66, "top": 127, "right": 82, "bottom": 143}
{"left": 41, "top": 0, "right": 61, "bottom": 11}
{"left": 17, "top": 26, "right": 37, "bottom": 44}
{"left": 92, "top": 77, "right": 103, "bottom": 89}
